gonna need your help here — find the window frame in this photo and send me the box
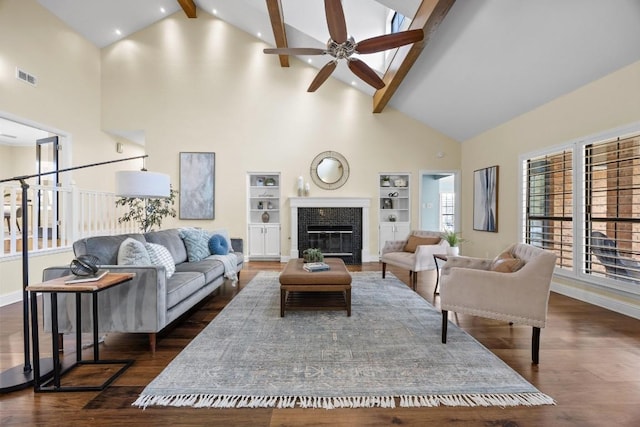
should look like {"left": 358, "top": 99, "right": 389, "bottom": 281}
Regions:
{"left": 519, "top": 122, "right": 640, "bottom": 296}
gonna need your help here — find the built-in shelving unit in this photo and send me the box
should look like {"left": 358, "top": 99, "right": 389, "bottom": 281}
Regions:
{"left": 378, "top": 172, "right": 411, "bottom": 256}
{"left": 247, "top": 172, "right": 280, "bottom": 260}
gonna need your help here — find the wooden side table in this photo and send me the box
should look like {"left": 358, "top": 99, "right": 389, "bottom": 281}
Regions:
{"left": 433, "top": 254, "right": 448, "bottom": 295}
{"left": 27, "top": 272, "right": 135, "bottom": 392}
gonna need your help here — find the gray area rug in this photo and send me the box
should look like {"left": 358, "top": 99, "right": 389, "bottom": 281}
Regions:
{"left": 134, "top": 272, "right": 554, "bottom": 409}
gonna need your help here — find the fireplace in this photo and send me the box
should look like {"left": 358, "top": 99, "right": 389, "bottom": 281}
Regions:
{"left": 307, "top": 225, "right": 353, "bottom": 257}
{"left": 289, "top": 197, "right": 371, "bottom": 264}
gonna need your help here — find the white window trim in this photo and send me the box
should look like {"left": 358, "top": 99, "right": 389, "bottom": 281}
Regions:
{"left": 519, "top": 121, "right": 640, "bottom": 297}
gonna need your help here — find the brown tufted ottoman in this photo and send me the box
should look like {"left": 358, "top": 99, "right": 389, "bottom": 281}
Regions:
{"left": 279, "top": 258, "right": 352, "bottom": 317}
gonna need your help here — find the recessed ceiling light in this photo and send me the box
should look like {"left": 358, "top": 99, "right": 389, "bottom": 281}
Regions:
{"left": 351, "top": 81, "right": 357, "bottom": 86}
{"left": 115, "top": 29, "right": 122, "bottom": 35}
{"left": 307, "top": 59, "right": 312, "bottom": 64}
{"left": 212, "top": 9, "right": 218, "bottom": 15}
{"left": 160, "top": 7, "right": 166, "bottom": 13}
{"left": 257, "top": 32, "right": 262, "bottom": 38}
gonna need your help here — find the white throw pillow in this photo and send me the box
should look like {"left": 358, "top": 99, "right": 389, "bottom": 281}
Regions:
{"left": 117, "top": 237, "right": 151, "bottom": 265}
{"left": 145, "top": 242, "right": 176, "bottom": 279}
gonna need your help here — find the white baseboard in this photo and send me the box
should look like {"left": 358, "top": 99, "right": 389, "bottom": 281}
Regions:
{"left": 0, "top": 290, "right": 22, "bottom": 308}
{"left": 551, "top": 281, "right": 640, "bottom": 320}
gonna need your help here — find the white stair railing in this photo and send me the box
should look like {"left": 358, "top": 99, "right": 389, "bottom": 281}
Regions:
{"left": 1, "top": 183, "right": 137, "bottom": 258}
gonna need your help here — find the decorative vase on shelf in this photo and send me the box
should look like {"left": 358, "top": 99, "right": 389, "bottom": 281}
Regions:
{"left": 262, "top": 211, "right": 270, "bottom": 223}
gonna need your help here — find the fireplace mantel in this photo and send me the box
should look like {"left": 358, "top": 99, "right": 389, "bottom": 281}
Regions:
{"left": 289, "top": 197, "right": 371, "bottom": 262}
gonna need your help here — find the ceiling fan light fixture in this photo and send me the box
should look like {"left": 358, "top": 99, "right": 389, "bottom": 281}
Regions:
{"left": 264, "top": 0, "right": 423, "bottom": 92}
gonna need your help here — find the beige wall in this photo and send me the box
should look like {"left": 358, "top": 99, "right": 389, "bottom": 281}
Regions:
{"left": 100, "top": 12, "right": 461, "bottom": 258}
{"left": 0, "top": 145, "right": 34, "bottom": 179}
{"left": 460, "top": 60, "right": 640, "bottom": 312}
{"left": 0, "top": 0, "right": 137, "bottom": 299}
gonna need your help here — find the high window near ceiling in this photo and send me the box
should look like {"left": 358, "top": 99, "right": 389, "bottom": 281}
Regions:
{"left": 521, "top": 125, "right": 640, "bottom": 294}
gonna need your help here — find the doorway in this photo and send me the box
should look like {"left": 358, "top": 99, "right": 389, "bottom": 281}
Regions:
{"left": 36, "top": 136, "right": 59, "bottom": 238}
{"left": 418, "top": 170, "right": 460, "bottom": 232}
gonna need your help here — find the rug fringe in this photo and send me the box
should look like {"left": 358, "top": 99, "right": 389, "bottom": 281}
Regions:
{"left": 132, "top": 392, "right": 554, "bottom": 410}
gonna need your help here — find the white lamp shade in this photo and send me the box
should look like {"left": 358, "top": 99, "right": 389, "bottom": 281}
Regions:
{"left": 115, "top": 170, "right": 170, "bottom": 198}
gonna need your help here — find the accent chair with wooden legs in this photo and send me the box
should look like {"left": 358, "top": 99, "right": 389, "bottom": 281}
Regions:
{"left": 439, "top": 243, "right": 557, "bottom": 364}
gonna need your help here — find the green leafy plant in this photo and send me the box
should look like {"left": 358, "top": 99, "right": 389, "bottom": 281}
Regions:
{"left": 302, "top": 248, "right": 324, "bottom": 263}
{"left": 116, "top": 186, "right": 177, "bottom": 233}
{"left": 443, "top": 230, "right": 466, "bottom": 247}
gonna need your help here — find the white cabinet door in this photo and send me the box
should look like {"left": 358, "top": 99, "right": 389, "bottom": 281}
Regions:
{"left": 394, "top": 223, "right": 411, "bottom": 241}
{"left": 263, "top": 224, "right": 280, "bottom": 257}
{"left": 379, "top": 224, "right": 396, "bottom": 253}
{"left": 249, "top": 224, "right": 280, "bottom": 258}
{"left": 248, "top": 224, "right": 266, "bottom": 257}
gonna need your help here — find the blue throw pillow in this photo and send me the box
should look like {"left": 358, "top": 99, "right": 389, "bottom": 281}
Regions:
{"left": 179, "top": 228, "right": 211, "bottom": 262}
{"left": 208, "top": 234, "right": 229, "bottom": 255}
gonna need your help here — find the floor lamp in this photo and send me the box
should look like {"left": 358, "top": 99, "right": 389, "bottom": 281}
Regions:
{"left": 0, "top": 154, "right": 169, "bottom": 393}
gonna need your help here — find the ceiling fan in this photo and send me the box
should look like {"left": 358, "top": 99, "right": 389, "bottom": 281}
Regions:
{"left": 263, "top": 0, "right": 424, "bottom": 92}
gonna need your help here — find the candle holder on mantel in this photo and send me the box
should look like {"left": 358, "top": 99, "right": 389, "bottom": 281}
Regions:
{"left": 304, "top": 182, "right": 310, "bottom": 196}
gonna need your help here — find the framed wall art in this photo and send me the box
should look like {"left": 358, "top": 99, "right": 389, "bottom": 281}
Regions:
{"left": 179, "top": 152, "right": 215, "bottom": 220}
{"left": 473, "top": 165, "right": 498, "bottom": 232}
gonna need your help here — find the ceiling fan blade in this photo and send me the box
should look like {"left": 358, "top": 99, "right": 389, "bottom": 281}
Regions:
{"left": 307, "top": 60, "right": 337, "bottom": 92}
{"left": 325, "top": 0, "right": 348, "bottom": 43}
{"left": 356, "top": 29, "right": 424, "bottom": 54}
{"left": 263, "top": 48, "right": 326, "bottom": 56}
{"left": 348, "top": 58, "right": 385, "bottom": 90}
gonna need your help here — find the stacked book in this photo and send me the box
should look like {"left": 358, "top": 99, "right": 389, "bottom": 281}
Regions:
{"left": 303, "top": 262, "right": 331, "bottom": 272}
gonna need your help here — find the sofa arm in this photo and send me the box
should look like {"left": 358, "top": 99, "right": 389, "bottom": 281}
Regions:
{"left": 42, "top": 264, "right": 168, "bottom": 334}
{"left": 231, "top": 238, "right": 243, "bottom": 254}
{"left": 413, "top": 244, "right": 449, "bottom": 271}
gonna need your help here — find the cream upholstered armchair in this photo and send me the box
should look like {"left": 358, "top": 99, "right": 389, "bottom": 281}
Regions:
{"left": 440, "top": 243, "right": 557, "bottom": 364}
{"left": 381, "top": 230, "right": 449, "bottom": 291}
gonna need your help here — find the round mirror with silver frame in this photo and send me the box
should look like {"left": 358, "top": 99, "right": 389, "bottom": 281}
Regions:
{"left": 310, "top": 151, "right": 349, "bottom": 190}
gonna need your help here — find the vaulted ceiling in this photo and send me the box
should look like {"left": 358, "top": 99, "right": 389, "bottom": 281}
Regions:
{"left": 36, "top": 0, "right": 640, "bottom": 142}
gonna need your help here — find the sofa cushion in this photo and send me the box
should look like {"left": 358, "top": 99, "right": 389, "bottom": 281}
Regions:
{"left": 404, "top": 235, "right": 441, "bottom": 253}
{"left": 145, "top": 242, "right": 176, "bottom": 278}
{"left": 144, "top": 229, "right": 188, "bottom": 264}
{"left": 73, "top": 233, "right": 146, "bottom": 265}
{"left": 179, "top": 228, "right": 211, "bottom": 262}
{"left": 117, "top": 237, "right": 152, "bottom": 266}
{"left": 208, "top": 234, "right": 229, "bottom": 255}
{"left": 381, "top": 251, "right": 416, "bottom": 270}
{"left": 166, "top": 272, "right": 207, "bottom": 310}
{"left": 175, "top": 258, "right": 225, "bottom": 284}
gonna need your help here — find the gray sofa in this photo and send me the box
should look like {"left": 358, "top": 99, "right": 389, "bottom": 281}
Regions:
{"left": 42, "top": 228, "right": 244, "bottom": 352}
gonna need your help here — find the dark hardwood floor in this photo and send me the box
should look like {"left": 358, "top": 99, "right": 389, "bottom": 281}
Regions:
{"left": 1, "top": 262, "right": 639, "bottom": 426}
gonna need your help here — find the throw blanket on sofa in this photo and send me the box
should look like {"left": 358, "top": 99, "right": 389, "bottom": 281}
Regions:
{"left": 211, "top": 253, "right": 238, "bottom": 284}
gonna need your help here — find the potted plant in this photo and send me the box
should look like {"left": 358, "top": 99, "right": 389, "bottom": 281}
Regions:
{"left": 380, "top": 176, "right": 391, "bottom": 187}
{"left": 116, "top": 186, "right": 177, "bottom": 232}
{"left": 443, "top": 230, "right": 466, "bottom": 256}
{"left": 302, "top": 248, "right": 324, "bottom": 263}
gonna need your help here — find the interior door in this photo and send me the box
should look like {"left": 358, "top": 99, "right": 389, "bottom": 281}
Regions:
{"left": 36, "top": 136, "right": 59, "bottom": 238}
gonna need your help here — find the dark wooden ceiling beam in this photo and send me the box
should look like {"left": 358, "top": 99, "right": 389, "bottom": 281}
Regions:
{"left": 373, "top": 0, "right": 456, "bottom": 113}
{"left": 266, "top": 0, "right": 289, "bottom": 67}
{"left": 177, "top": 0, "right": 197, "bottom": 18}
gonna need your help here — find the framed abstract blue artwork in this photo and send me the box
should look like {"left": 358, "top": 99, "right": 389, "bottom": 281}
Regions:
{"left": 473, "top": 165, "right": 498, "bottom": 232}
{"left": 179, "top": 152, "right": 215, "bottom": 220}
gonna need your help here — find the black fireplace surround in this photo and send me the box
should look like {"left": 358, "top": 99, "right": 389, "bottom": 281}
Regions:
{"left": 298, "top": 207, "right": 362, "bottom": 264}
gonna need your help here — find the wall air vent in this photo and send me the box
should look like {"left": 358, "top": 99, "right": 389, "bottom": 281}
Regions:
{"left": 16, "top": 67, "right": 37, "bottom": 86}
